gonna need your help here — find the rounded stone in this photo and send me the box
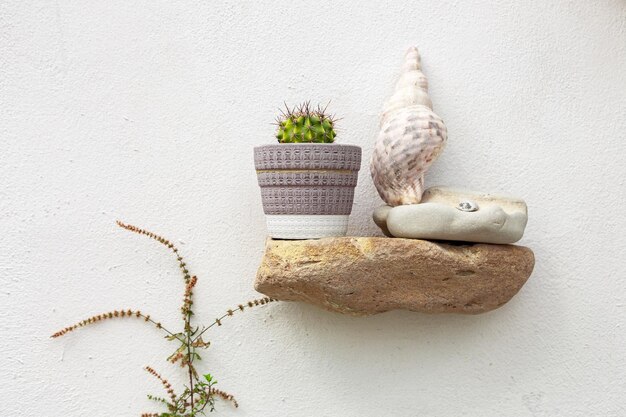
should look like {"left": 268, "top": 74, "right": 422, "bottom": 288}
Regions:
{"left": 373, "top": 187, "right": 528, "bottom": 244}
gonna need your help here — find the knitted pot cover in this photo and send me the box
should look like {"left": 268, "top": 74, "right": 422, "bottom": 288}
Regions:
{"left": 254, "top": 144, "right": 362, "bottom": 239}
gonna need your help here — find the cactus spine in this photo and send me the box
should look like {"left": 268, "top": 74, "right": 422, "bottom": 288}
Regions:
{"left": 275, "top": 102, "right": 337, "bottom": 143}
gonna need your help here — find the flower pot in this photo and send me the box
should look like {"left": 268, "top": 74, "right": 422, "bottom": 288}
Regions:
{"left": 254, "top": 144, "right": 362, "bottom": 239}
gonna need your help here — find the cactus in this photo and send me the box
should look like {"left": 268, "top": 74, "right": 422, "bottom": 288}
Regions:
{"left": 275, "top": 102, "right": 337, "bottom": 143}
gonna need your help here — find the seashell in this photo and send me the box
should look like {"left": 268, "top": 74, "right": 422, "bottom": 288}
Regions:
{"left": 370, "top": 47, "right": 447, "bottom": 206}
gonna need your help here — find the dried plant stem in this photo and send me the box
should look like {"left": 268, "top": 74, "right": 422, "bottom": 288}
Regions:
{"left": 193, "top": 297, "right": 276, "bottom": 344}
{"left": 183, "top": 277, "right": 198, "bottom": 411}
{"left": 187, "top": 332, "right": 195, "bottom": 412}
{"left": 50, "top": 309, "right": 179, "bottom": 341}
{"left": 211, "top": 388, "right": 238, "bottom": 408}
{"left": 115, "top": 221, "right": 202, "bottom": 411}
{"left": 53, "top": 221, "right": 277, "bottom": 416}
{"left": 145, "top": 366, "right": 177, "bottom": 403}
{"left": 116, "top": 221, "right": 192, "bottom": 285}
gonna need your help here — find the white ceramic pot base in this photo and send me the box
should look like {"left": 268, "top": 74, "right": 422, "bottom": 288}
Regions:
{"left": 265, "top": 215, "right": 349, "bottom": 239}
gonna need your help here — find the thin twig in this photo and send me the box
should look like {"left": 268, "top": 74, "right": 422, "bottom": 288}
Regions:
{"left": 193, "top": 297, "right": 276, "bottom": 343}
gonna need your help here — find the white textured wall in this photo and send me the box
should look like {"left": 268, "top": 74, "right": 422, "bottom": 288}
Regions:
{"left": 2, "top": 1, "right": 625, "bottom": 416}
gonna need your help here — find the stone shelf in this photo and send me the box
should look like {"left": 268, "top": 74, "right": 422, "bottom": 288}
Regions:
{"left": 255, "top": 237, "right": 534, "bottom": 315}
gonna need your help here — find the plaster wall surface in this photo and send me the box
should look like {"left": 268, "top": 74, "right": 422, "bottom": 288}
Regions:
{"left": 1, "top": 1, "right": 625, "bottom": 416}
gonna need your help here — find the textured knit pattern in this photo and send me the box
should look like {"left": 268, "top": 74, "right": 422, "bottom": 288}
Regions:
{"left": 254, "top": 144, "right": 361, "bottom": 216}
{"left": 256, "top": 171, "right": 359, "bottom": 188}
{"left": 254, "top": 144, "right": 362, "bottom": 171}
{"left": 260, "top": 186, "right": 355, "bottom": 215}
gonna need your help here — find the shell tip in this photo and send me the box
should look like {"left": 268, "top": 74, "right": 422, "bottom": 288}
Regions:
{"left": 406, "top": 46, "right": 419, "bottom": 55}
{"left": 403, "top": 46, "right": 422, "bottom": 68}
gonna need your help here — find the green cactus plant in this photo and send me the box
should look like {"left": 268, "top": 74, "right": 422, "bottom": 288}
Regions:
{"left": 275, "top": 102, "right": 337, "bottom": 143}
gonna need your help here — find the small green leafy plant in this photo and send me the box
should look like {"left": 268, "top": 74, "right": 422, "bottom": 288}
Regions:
{"left": 275, "top": 102, "right": 337, "bottom": 143}
{"left": 52, "top": 221, "right": 276, "bottom": 416}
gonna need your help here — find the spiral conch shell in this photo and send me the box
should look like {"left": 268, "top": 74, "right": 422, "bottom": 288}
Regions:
{"left": 370, "top": 47, "right": 447, "bottom": 206}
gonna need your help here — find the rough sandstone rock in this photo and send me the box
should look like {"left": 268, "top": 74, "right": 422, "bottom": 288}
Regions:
{"left": 255, "top": 237, "right": 534, "bottom": 315}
